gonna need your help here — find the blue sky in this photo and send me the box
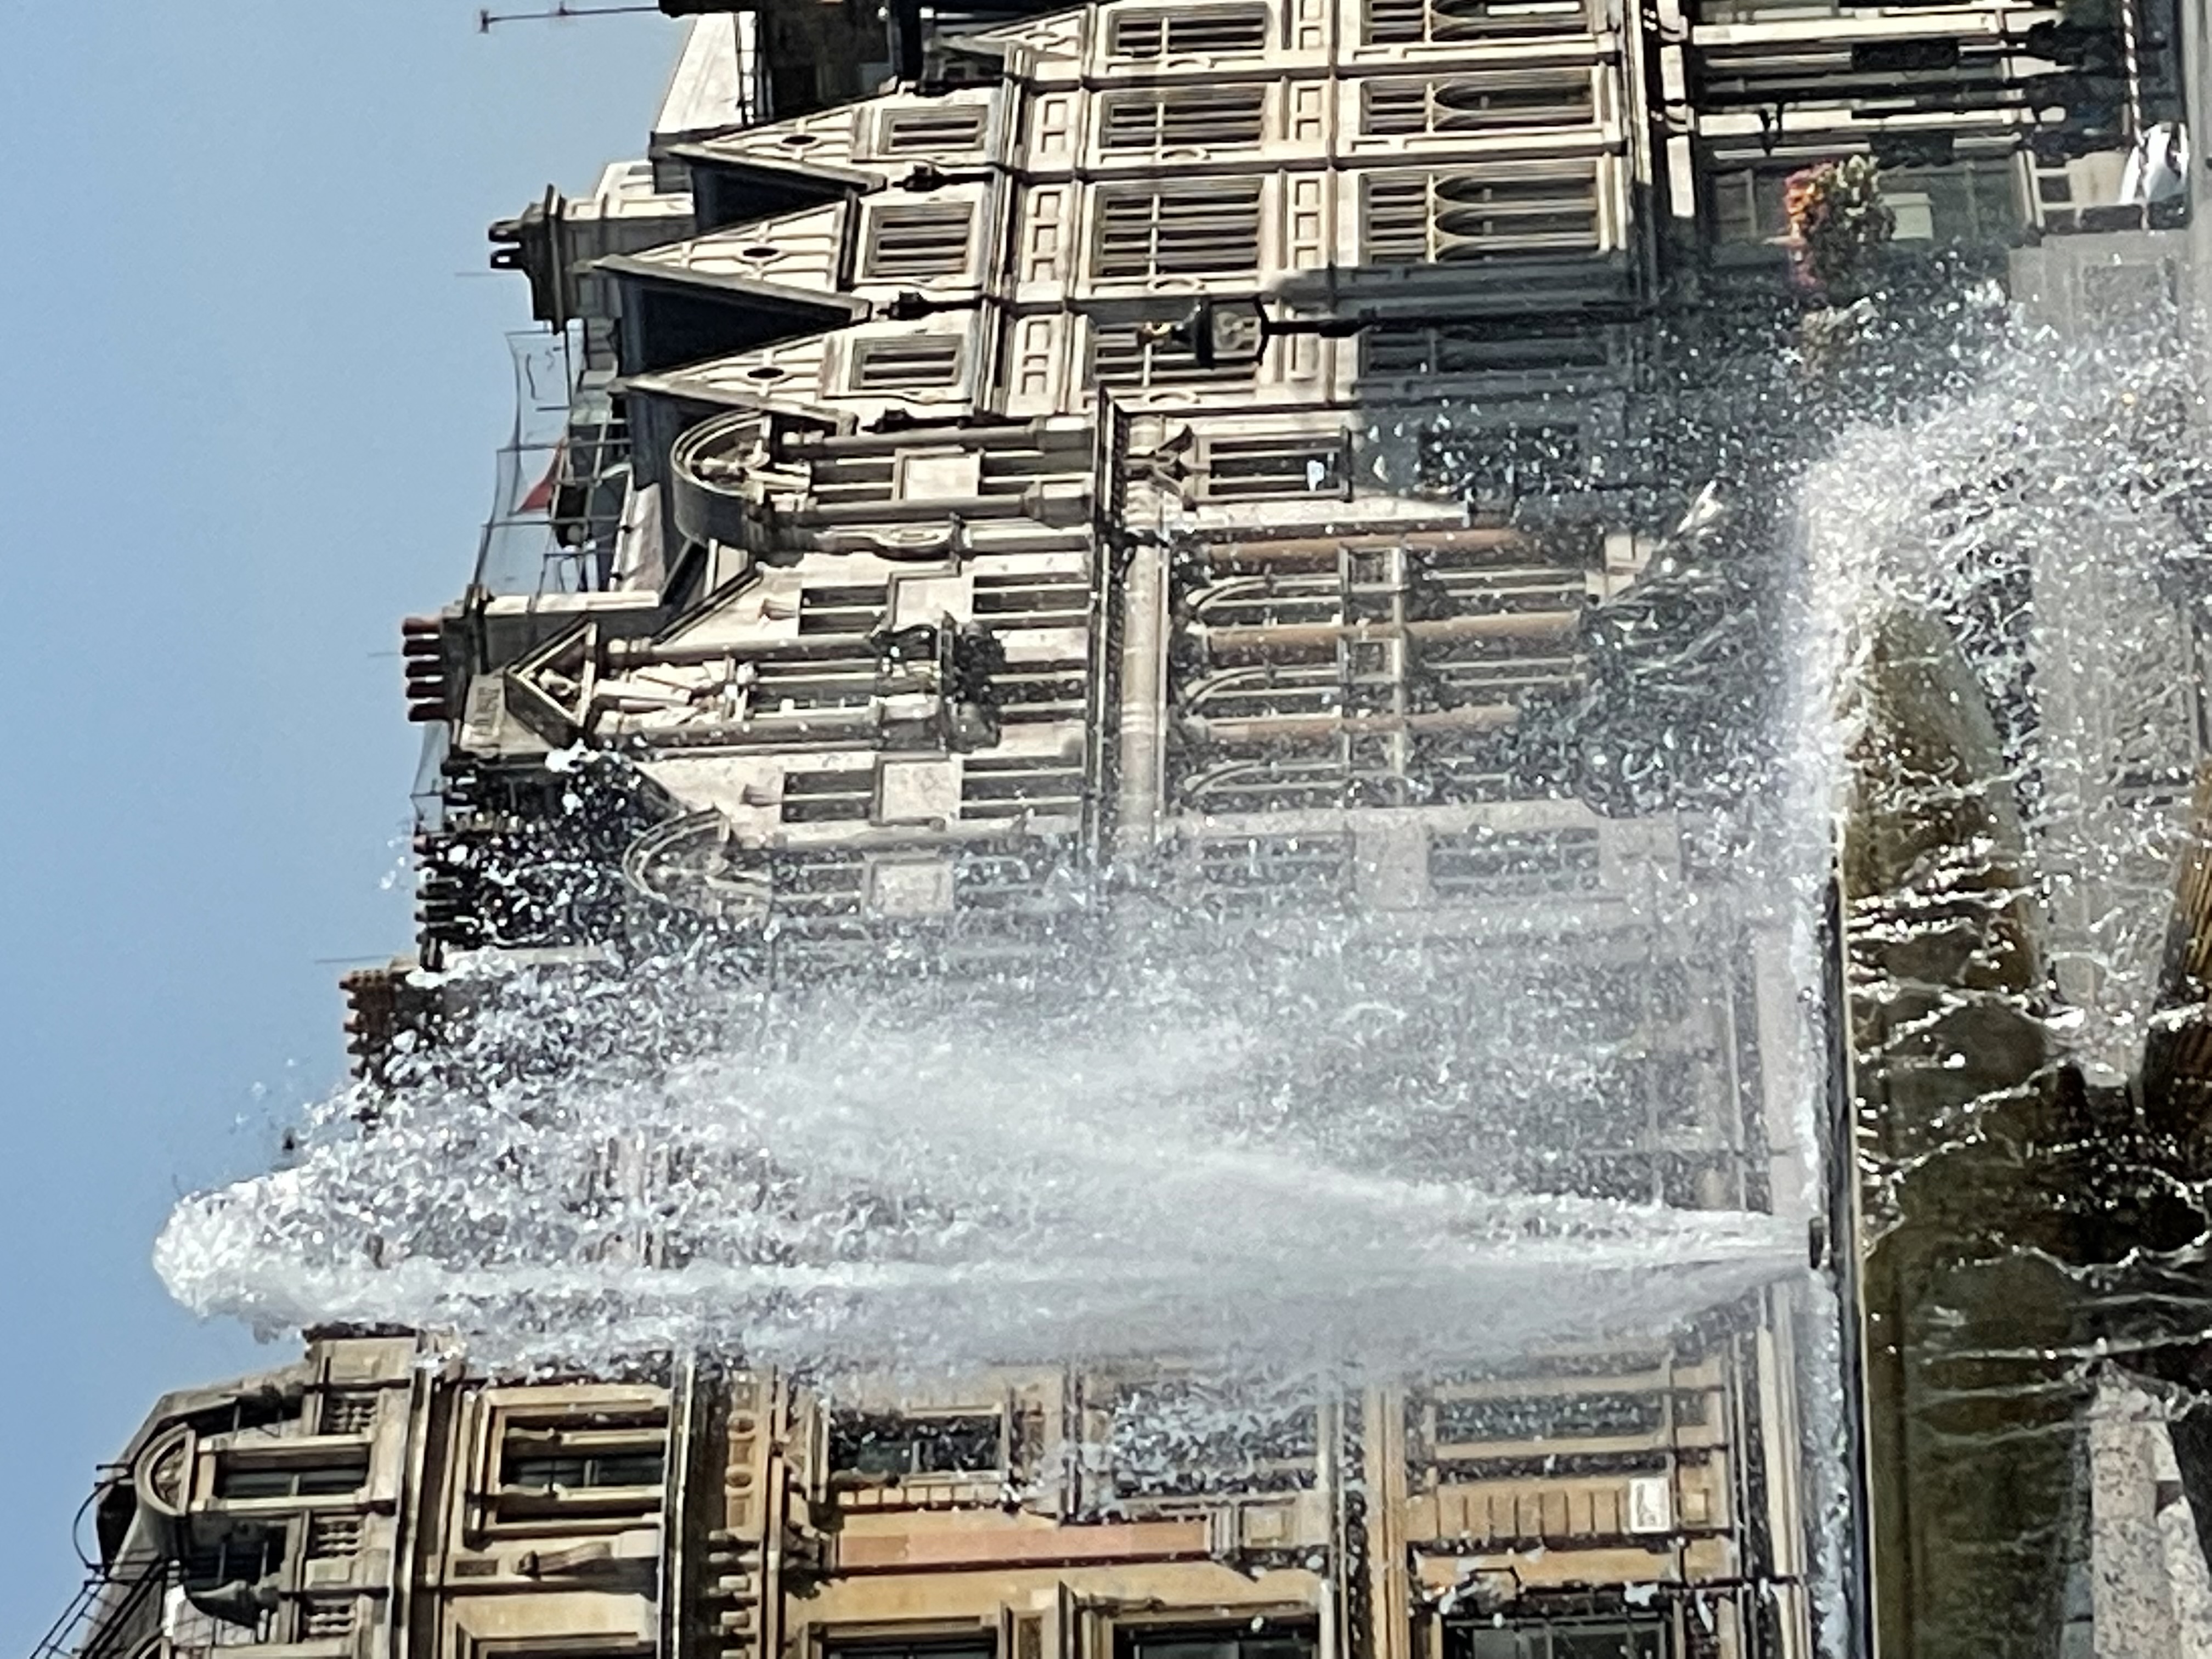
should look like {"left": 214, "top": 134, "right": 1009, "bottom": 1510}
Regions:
{"left": 0, "top": 5, "right": 680, "bottom": 1638}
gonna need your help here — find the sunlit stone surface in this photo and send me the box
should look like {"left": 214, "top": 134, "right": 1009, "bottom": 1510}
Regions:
{"left": 53, "top": 8, "right": 2212, "bottom": 1659}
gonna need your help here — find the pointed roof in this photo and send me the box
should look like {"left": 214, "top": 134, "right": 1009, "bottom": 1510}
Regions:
{"left": 602, "top": 202, "right": 873, "bottom": 376}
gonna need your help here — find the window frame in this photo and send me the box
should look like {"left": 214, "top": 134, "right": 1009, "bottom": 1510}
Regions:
{"left": 1195, "top": 432, "right": 1353, "bottom": 503}
{"left": 878, "top": 103, "right": 990, "bottom": 157}
{"left": 1093, "top": 179, "right": 1264, "bottom": 279}
{"left": 827, "top": 1408, "right": 1010, "bottom": 1484}
{"left": 470, "top": 1392, "right": 672, "bottom": 1534}
{"left": 1361, "top": 163, "right": 1605, "bottom": 267}
{"left": 851, "top": 333, "right": 968, "bottom": 393}
{"left": 1107, "top": 5, "right": 1272, "bottom": 57}
{"left": 1098, "top": 85, "right": 1268, "bottom": 151}
{"left": 208, "top": 1438, "right": 372, "bottom": 1509}
{"left": 861, "top": 202, "right": 979, "bottom": 284}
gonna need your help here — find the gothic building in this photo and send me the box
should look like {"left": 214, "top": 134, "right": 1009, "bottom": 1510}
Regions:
{"left": 51, "top": 3, "right": 2198, "bottom": 1659}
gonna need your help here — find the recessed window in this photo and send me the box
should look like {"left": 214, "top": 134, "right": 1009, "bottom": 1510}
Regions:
{"left": 494, "top": 1415, "right": 667, "bottom": 1516}
{"left": 216, "top": 1453, "right": 369, "bottom": 1500}
{"left": 829, "top": 1640, "right": 997, "bottom": 1659}
{"left": 1428, "top": 828, "right": 1602, "bottom": 899}
{"left": 1109, "top": 6, "right": 1270, "bottom": 55}
{"left": 1096, "top": 181, "right": 1262, "bottom": 278}
{"left": 502, "top": 1447, "right": 667, "bottom": 1490}
{"left": 182, "top": 1527, "right": 286, "bottom": 1615}
{"left": 853, "top": 334, "right": 966, "bottom": 392}
{"left": 863, "top": 204, "right": 976, "bottom": 281}
{"left": 1101, "top": 86, "right": 1266, "bottom": 150}
{"left": 781, "top": 769, "right": 878, "bottom": 825}
{"left": 882, "top": 104, "right": 989, "bottom": 155}
{"left": 1361, "top": 70, "right": 1594, "bottom": 135}
{"left": 1200, "top": 434, "right": 1349, "bottom": 500}
{"left": 1363, "top": 0, "right": 1587, "bottom": 45}
{"left": 1121, "top": 1623, "right": 1317, "bottom": 1659}
{"left": 1432, "top": 1389, "right": 1663, "bottom": 1443}
{"left": 1361, "top": 321, "right": 1613, "bottom": 379}
{"left": 1090, "top": 319, "right": 1256, "bottom": 389}
{"left": 797, "top": 583, "right": 890, "bottom": 636}
{"left": 1447, "top": 1618, "right": 1669, "bottom": 1659}
{"left": 971, "top": 572, "right": 1092, "bottom": 628}
{"left": 1363, "top": 165, "right": 1601, "bottom": 266}
{"left": 830, "top": 1411, "right": 1003, "bottom": 1478}
{"left": 1103, "top": 1379, "right": 1319, "bottom": 1494}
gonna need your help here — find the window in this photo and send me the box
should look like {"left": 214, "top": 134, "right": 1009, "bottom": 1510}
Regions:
{"left": 881, "top": 104, "right": 988, "bottom": 155}
{"left": 1110, "top": 7, "right": 1269, "bottom": 55}
{"left": 1104, "top": 1381, "right": 1319, "bottom": 1496}
{"left": 503, "top": 1447, "right": 667, "bottom": 1489}
{"left": 1096, "top": 182, "right": 1262, "bottom": 277}
{"left": 1364, "top": 165, "right": 1601, "bottom": 265}
{"left": 1433, "top": 1389, "right": 1664, "bottom": 1443}
{"left": 960, "top": 756, "right": 1086, "bottom": 820}
{"left": 1362, "top": 322, "right": 1613, "bottom": 379}
{"left": 862, "top": 204, "right": 975, "bottom": 281}
{"left": 1361, "top": 71, "right": 1594, "bottom": 135}
{"left": 215, "top": 1452, "right": 369, "bottom": 1500}
{"left": 830, "top": 1641, "right": 996, "bottom": 1659}
{"left": 782, "top": 769, "right": 878, "bottom": 825}
{"left": 1090, "top": 320, "right": 1256, "bottom": 389}
{"left": 1122, "top": 1624, "right": 1316, "bottom": 1659}
{"left": 495, "top": 1414, "right": 667, "bottom": 1515}
{"left": 1101, "top": 86, "right": 1266, "bottom": 150}
{"left": 1429, "top": 827, "right": 1601, "bottom": 898}
{"left": 1364, "top": 0, "right": 1587, "bottom": 44}
{"left": 1200, "top": 435, "right": 1349, "bottom": 500}
{"left": 972, "top": 571, "right": 1091, "bottom": 628}
{"left": 854, "top": 334, "right": 966, "bottom": 391}
{"left": 1449, "top": 1618, "right": 1669, "bottom": 1659}
{"left": 798, "top": 583, "right": 890, "bottom": 635}
{"left": 1882, "top": 157, "right": 2023, "bottom": 245}
{"left": 182, "top": 1529, "right": 286, "bottom": 1599}
{"left": 830, "top": 1411, "right": 1003, "bottom": 1477}
{"left": 1420, "top": 421, "right": 1585, "bottom": 500}
{"left": 1706, "top": 164, "right": 1795, "bottom": 248}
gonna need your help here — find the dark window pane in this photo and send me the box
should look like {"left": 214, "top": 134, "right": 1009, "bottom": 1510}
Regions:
{"left": 504, "top": 1447, "right": 664, "bottom": 1490}
{"left": 831, "top": 1412, "right": 1002, "bottom": 1476}
{"left": 216, "top": 1457, "right": 367, "bottom": 1499}
{"left": 294, "top": 1463, "right": 371, "bottom": 1495}
{"left": 830, "top": 1642, "right": 996, "bottom": 1659}
{"left": 1125, "top": 1626, "right": 1317, "bottom": 1659}
{"left": 1435, "top": 1391, "right": 1665, "bottom": 1443}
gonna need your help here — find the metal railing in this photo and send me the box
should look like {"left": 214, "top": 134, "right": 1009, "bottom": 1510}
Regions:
{"left": 29, "top": 1556, "right": 173, "bottom": 1659}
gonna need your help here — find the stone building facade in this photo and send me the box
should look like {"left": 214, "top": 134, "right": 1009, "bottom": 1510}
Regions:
{"left": 50, "top": 4, "right": 2193, "bottom": 1659}
{"left": 69, "top": 1330, "right": 1810, "bottom": 1659}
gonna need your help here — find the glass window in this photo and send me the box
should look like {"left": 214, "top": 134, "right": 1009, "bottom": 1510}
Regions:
{"left": 830, "top": 1412, "right": 1003, "bottom": 1477}
{"left": 1123, "top": 1625, "right": 1317, "bottom": 1659}
{"left": 830, "top": 1640, "right": 996, "bottom": 1659}
{"left": 216, "top": 1454, "right": 369, "bottom": 1500}
{"left": 1450, "top": 1620, "right": 1668, "bottom": 1659}
{"left": 501, "top": 1447, "right": 665, "bottom": 1491}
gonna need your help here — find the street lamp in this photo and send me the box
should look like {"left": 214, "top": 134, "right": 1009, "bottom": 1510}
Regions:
{"left": 1138, "top": 297, "right": 1361, "bottom": 369}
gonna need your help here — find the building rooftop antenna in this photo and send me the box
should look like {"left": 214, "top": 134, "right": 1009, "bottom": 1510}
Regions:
{"left": 477, "top": 2, "right": 664, "bottom": 29}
